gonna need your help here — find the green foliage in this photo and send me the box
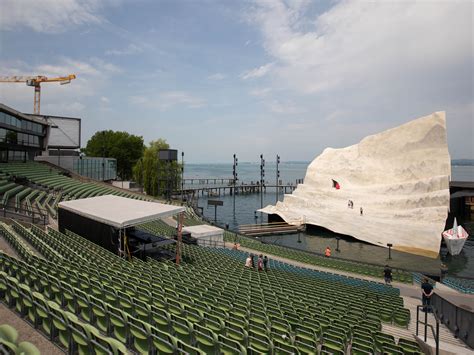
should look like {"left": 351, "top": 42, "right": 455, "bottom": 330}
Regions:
{"left": 133, "top": 139, "right": 181, "bottom": 197}
{"left": 83, "top": 130, "right": 144, "bottom": 180}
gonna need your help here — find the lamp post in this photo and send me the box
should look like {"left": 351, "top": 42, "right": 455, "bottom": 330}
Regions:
{"left": 260, "top": 154, "right": 265, "bottom": 210}
{"left": 276, "top": 154, "right": 280, "bottom": 203}
{"left": 387, "top": 243, "right": 393, "bottom": 260}
{"left": 233, "top": 154, "right": 238, "bottom": 214}
{"left": 102, "top": 131, "right": 106, "bottom": 181}
{"left": 181, "top": 151, "right": 184, "bottom": 204}
{"left": 336, "top": 236, "right": 341, "bottom": 252}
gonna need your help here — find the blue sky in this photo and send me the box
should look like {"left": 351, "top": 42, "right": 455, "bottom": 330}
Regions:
{"left": 0, "top": 0, "right": 472, "bottom": 163}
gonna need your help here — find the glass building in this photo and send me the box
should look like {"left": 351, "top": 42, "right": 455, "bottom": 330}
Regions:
{"left": 0, "top": 103, "right": 48, "bottom": 162}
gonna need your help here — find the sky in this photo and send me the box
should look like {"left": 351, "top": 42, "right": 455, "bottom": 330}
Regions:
{"left": 0, "top": 0, "right": 472, "bottom": 163}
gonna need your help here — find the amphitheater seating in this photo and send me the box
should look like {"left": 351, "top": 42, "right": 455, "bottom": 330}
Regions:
{"left": 0, "top": 323, "right": 40, "bottom": 355}
{"left": 0, "top": 162, "right": 150, "bottom": 220}
{"left": 139, "top": 212, "right": 414, "bottom": 284}
{"left": 137, "top": 219, "right": 177, "bottom": 237}
{"left": 224, "top": 230, "right": 414, "bottom": 284}
{"left": 442, "top": 277, "right": 474, "bottom": 294}
{"left": 0, "top": 220, "right": 423, "bottom": 354}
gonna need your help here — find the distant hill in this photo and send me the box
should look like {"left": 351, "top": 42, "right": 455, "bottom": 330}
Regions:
{"left": 452, "top": 159, "right": 474, "bottom": 166}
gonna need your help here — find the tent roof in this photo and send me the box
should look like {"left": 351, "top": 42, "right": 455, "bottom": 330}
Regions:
{"left": 183, "top": 224, "right": 223, "bottom": 238}
{"left": 58, "top": 195, "right": 185, "bottom": 228}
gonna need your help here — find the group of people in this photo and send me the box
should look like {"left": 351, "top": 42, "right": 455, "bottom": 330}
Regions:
{"left": 245, "top": 253, "right": 268, "bottom": 271}
{"left": 347, "top": 200, "right": 363, "bottom": 215}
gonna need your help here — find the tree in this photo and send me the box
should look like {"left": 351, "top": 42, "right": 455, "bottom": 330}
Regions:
{"left": 83, "top": 130, "right": 144, "bottom": 180}
{"left": 133, "top": 139, "right": 181, "bottom": 197}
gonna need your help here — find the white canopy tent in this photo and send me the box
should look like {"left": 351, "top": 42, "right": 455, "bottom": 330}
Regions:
{"left": 58, "top": 195, "right": 186, "bottom": 263}
{"left": 58, "top": 195, "right": 185, "bottom": 228}
{"left": 183, "top": 225, "right": 224, "bottom": 247}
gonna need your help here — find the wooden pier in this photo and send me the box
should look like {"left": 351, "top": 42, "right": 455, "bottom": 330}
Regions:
{"left": 239, "top": 222, "right": 304, "bottom": 236}
{"left": 182, "top": 184, "right": 297, "bottom": 198}
{"left": 183, "top": 178, "right": 234, "bottom": 185}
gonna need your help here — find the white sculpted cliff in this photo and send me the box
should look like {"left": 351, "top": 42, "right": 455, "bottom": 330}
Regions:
{"left": 260, "top": 112, "right": 451, "bottom": 258}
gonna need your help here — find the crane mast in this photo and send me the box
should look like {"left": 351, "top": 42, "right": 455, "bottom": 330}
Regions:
{"left": 0, "top": 74, "right": 76, "bottom": 114}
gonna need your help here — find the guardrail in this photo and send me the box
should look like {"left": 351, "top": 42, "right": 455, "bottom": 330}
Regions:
{"left": 431, "top": 293, "right": 474, "bottom": 348}
{"left": 0, "top": 206, "right": 48, "bottom": 226}
{"left": 416, "top": 305, "right": 440, "bottom": 355}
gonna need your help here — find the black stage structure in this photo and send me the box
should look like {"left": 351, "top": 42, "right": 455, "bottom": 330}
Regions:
{"left": 58, "top": 195, "right": 185, "bottom": 262}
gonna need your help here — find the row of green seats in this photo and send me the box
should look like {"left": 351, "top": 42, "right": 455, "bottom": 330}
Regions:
{"left": 0, "top": 323, "right": 40, "bottom": 355}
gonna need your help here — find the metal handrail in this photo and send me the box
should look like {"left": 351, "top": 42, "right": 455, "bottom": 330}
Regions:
{"left": 416, "top": 304, "right": 440, "bottom": 355}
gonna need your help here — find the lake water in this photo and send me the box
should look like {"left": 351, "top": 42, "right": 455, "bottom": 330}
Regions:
{"left": 185, "top": 163, "right": 474, "bottom": 278}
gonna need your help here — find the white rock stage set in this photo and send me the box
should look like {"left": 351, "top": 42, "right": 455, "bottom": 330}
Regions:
{"left": 260, "top": 112, "right": 451, "bottom": 258}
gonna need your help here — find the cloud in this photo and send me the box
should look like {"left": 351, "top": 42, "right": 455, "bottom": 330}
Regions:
{"left": 240, "top": 63, "right": 274, "bottom": 80}
{"left": 249, "top": 87, "right": 272, "bottom": 97}
{"left": 248, "top": 0, "right": 472, "bottom": 94}
{"left": 208, "top": 73, "right": 226, "bottom": 80}
{"left": 105, "top": 43, "right": 144, "bottom": 56}
{"left": 42, "top": 102, "right": 86, "bottom": 115}
{"left": 245, "top": 0, "right": 473, "bottom": 158}
{"left": 0, "top": 0, "right": 120, "bottom": 33}
{"left": 266, "top": 99, "right": 304, "bottom": 115}
{"left": 129, "top": 91, "right": 206, "bottom": 111}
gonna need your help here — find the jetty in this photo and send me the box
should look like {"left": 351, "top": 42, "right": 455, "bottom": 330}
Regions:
{"left": 238, "top": 221, "right": 304, "bottom": 236}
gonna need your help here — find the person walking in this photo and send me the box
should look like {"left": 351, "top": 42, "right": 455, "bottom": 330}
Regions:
{"left": 421, "top": 278, "right": 434, "bottom": 312}
{"left": 263, "top": 255, "right": 268, "bottom": 271}
{"left": 245, "top": 255, "right": 252, "bottom": 268}
{"left": 325, "top": 246, "right": 331, "bottom": 257}
{"left": 257, "top": 254, "right": 264, "bottom": 272}
{"left": 384, "top": 265, "right": 393, "bottom": 285}
{"left": 250, "top": 253, "right": 255, "bottom": 268}
{"left": 360, "top": 207, "right": 363, "bottom": 216}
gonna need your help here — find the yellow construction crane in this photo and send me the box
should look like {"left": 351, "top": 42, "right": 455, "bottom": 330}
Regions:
{"left": 0, "top": 74, "right": 76, "bottom": 114}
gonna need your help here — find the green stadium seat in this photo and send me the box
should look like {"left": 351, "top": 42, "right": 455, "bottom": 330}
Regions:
{"left": 0, "top": 325, "right": 19, "bottom": 346}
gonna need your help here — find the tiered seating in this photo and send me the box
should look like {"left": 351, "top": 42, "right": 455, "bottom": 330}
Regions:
{"left": 0, "top": 221, "right": 423, "bottom": 354}
{"left": 1, "top": 184, "right": 26, "bottom": 208}
{"left": 137, "top": 219, "right": 177, "bottom": 237}
{"left": 0, "top": 162, "right": 151, "bottom": 219}
{"left": 24, "top": 189, "right": 39, "bottom": 215}
{"left": 14, "top": 187, "right": 32, "bottom": 211}
{"left": 0, "top": 323, "right": 40, "bottom": 355}
{"left": 224, "top": 231, "right": 414, "bottom": 284}
{"left": 146, "top": 211, "right": 414, "bottom": 284}
{"left": 442, "top": 277, "right": 474, "bottom": 294}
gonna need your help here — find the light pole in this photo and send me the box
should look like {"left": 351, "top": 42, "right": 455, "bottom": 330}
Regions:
{"left": 233, "top": 154, "right": 238, "bottom": 214}
{"left": 102, "top": 131, "right": 106, "bottom": 181}
{"left": 181, "top": 151, "right": 184, "bottom": 204}
{"left": 387, "top": 243, "right": 393, "bottom": 260}
{"left": 260, "top": 154, "right": 265, "bottom": 210}
{"left": 276, "top": 154, "right": 280, "bottom": 203}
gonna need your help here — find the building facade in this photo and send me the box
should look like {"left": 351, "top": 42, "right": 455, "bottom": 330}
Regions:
{"left": 0, "top": 103, "right": 49, "bottom": 162}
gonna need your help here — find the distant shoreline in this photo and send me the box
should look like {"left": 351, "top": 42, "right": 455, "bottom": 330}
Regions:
{"left": 452, "top": 159, "right": 474, "bottom": 166}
